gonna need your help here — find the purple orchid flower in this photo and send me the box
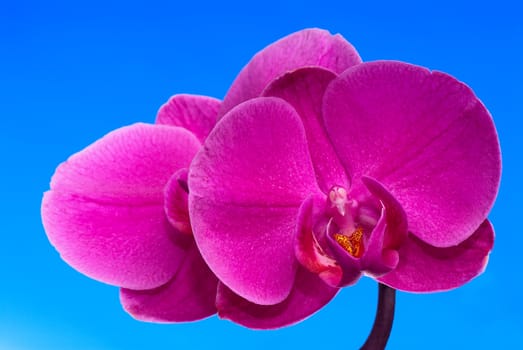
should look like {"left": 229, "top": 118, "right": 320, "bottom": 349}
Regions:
{"left": 41, "top": 94, "right": 221, "bottom": 322}
{"left": 41, "top": 29, "right": 361, "bottom": 323}
{"left": 188, "top": 56, "right": 501, "bottom": 328}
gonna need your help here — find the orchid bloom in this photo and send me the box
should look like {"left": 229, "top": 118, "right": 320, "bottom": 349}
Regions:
{"left": 41, "top": 29, "right": 362, "bottom": 323}
{"left": 41, "top": 94, "right": 222, "bottom": 322}
{"left": 188, "top": 44, "right": 501, "bottom": 328}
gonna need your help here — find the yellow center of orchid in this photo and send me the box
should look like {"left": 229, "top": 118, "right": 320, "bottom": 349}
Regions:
{"left": 333, "top": 227, "right": 364, "bottom": 258}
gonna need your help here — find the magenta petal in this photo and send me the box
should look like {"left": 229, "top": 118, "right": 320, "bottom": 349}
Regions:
{"left": 189, "top": 97, "right": 320, "bottom": 206}
{"left": 189, "top": 97, "right": 321, "bottom": 304}
{"left": 216, "top": 267, "right": 338, "bottom": 329}
{"left": 324, "top": 61, "right": 501, "bottom": 247}
{"left": 326, "top": 233, "right": 362, "bottom": 287}
{"left": 263, "top": 67, "right": 349, "bottom": 191}
{"left": 220, "top": 28, "right": 361, "bottom": 117}
{"left": 190, "top": 199, "right": 301, "bottom": 305}
{"left": 156, "top": 94, "right": 221, "bottom": 142}
{"left": 378, "top": 220, "right": 494, "bottom": 292}
{"left": 43, "top": 192, "right": 184, "bottom": 290}
{"left": 42, "top": 123, "right": 201, "bottom": 289}
{"left": 120, "top": 239, "right": 218, "bottom": 322}
{"left": 47, "top": 123, "right": 201, "bottom": 204}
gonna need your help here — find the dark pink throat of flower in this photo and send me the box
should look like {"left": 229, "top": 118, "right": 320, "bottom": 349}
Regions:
{"left": 297, "top": 180, "right": 406, "bottom": 288}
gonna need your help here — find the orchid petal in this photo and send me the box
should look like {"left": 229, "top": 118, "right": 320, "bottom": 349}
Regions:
{"left": 378, "top": 220, "right": 494, "bottom": 292}
{"left": 120, "top": 239, "right": 218, "bottom": 322}
{"left": 216, "top": 267, "right": 338, "bottom": 329}
{"left": 189, "top": 97, "right": 321, "bottom": 304}
{"left": 220, "top": 28, "right": 361, "bottom": 117}
{"left": 326, "top": 233, "right": 363, "bottom": 287}
{"left": 156, "top": 94, "right": 220, "bottom": 142}
{"left": 42, "top": 123, "right": 201, "bottom": 289}
{"left": 323, "top": 61, "right": 501, "bottom": 247}
{"left": 189, "top": 97, "right": 320, "bottom": 206}
{"left": 263, "top": 67, "right": 349, "bottom": 191}
{"left": 191, "top": 200, "right": 301, "bottom": 305}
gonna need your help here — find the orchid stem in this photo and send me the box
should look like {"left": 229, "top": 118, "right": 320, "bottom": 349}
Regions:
{"left": 360, "top": 283, "right": 396, "bottom": 350}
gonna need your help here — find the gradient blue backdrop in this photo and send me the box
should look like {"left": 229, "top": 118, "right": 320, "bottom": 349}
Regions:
{"left": 1, "top": 0, "right": 521, "bottom": 348}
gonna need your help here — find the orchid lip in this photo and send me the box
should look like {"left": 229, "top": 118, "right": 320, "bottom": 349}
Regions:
{"left": 295, "top": 181, "right": 408, "bottom": 287}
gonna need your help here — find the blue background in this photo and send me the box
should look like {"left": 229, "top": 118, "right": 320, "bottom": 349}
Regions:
{"left": 1, "top": 0, "right": 521, "bottom": 348}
